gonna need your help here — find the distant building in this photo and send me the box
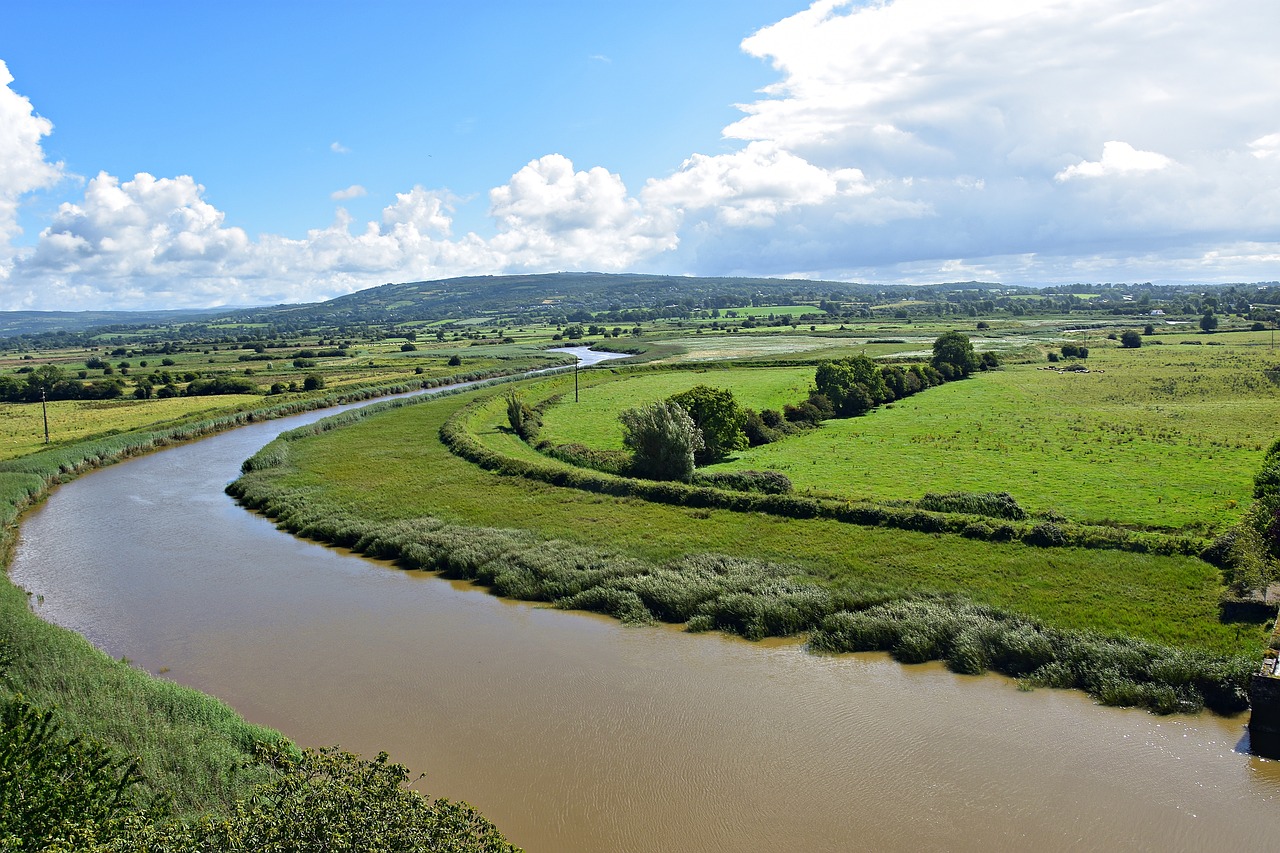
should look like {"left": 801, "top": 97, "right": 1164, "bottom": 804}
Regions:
{"left": 1149, "top": 309, "right": 1165, "bottom": 316}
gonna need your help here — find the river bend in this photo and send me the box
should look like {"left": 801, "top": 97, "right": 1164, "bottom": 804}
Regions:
{"left": 9, "top": 349, "right": 1280, "bottom": 851}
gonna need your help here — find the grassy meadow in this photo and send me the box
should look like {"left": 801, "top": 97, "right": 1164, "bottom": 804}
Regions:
{"left": 246, "top": 382, "right": 1265, "bottom": 655}
{"left": 534, "top": 336, "right": 1280, "bottom": 534}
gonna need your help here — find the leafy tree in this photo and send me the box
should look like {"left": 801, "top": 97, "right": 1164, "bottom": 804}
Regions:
{"left": 1200, "top": 312, "right": 1218, "bottom": 332}
{"left": 448, "top": 355, "right": 462, "bottom": 367}
{"left": 1120, "top": 330, "right": 1142, "bottom": 348}
{"left": 25, "top": 364, "right": 64, "bottom": 397}
{"left": 931, "top": 331, "right": 979, "bottom": 378}
{"left": 1, "top": 639, "right": 154, "bottom": 851}
{"left": 1143, "top": 324, "right": 1155, "bottom": 335}
{"left": 302, "top": 374, "right": 325, "bottom": 392}
{"left": 667, "top": 385, "right": 746, "bottom": 463}
{"left": 401, "top": 342, "right": 417, "bottom": 352}
{"left": 814, "top": 355, "right": 887, "bottom": 416}
{"left": 620, "top": 401, "right": 703, "bottom": 481}
{"left": 505, "top": 390, "right": 539, "bottom": 442}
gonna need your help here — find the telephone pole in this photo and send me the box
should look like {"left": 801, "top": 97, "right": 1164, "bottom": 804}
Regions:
{"left": 41, "top": 388, "right": 49, "bottom": 444}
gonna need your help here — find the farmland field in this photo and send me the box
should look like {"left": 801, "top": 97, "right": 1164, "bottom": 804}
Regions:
{"left": 535, "top": 336, "right": 1280, "bottom": 533}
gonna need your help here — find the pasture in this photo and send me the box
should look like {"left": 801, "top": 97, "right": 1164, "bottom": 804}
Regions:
{"left": 533, "top": 336, "right": 1280, "bottom": 534}
{"left": 253, "top": 383, "right": 1266, "bottom": 655}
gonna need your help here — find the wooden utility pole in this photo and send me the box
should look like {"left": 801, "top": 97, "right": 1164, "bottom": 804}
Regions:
{"left": 574, "top": 358, "right": 579, "bottom": 403}
{"left": 41, "top": 388, "right": 49, "bottom": 444}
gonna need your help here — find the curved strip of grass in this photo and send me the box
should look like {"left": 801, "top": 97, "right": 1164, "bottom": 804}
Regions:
{"left": 441, "top": 392, "right": 1203, "bottom": 558}
{"left": 228, "top": 385, "right": 1260, "bottom": 716}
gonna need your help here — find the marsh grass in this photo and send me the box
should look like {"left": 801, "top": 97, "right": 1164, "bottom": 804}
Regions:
{"left": 228, "top": 381, "right": 1267, "bottom": 716}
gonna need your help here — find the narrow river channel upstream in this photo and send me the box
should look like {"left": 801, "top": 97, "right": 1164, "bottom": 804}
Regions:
{"left": 8, "top": 348, "right": 1280, "bottom": 851}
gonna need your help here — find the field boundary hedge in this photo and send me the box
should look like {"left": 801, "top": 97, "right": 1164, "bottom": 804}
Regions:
{"left": 227, "top": 437, "right": 1254, "bottom": 716}
{"left": 439, "top": 394, "right": 1203, "bottom": 558}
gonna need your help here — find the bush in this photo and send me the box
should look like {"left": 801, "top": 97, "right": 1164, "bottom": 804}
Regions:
{"left": 620, "top": 400, "right": 703, "bottom": 482}
{"left": 1025, "top": 522, "right": 1068, "bottom": 547}
{"left": 1120, "top": 330, "right": 1142, "bottom": 348}
{"left": 918, "top": 491, "right": 1027, "bottom": 520}
{"left": 692, "top": 470, "right": 793, "bottom": 495}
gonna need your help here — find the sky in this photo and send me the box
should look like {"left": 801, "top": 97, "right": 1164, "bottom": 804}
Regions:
{"left": 1, "top": 0, "right": 1278, "bottom": 311}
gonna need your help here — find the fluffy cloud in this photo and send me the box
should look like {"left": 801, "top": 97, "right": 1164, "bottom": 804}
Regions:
{"left": 1055, "top": 142, "right": 1175, "bottom": 181}
{"left": 1250, "top": 134, "right": 1280, "bottom": 161}
{"left": 0, "top": 61, "right": 62, "bottom": 251}
{"left": 3, "top": 0, "right": 1280, "bottom": 309}
{"left": 1, "top": 159, "right": 680, "bottom": 308}
{"left": 330, "top": 184, "right": 368, "bottom": 201}
{"left": 659, "top": 0, "right": 1280, "bottom": 280}
{"left": 487, "top": 154, "right": 677, "bottom": 270}
{"left": 644, "top": 141, "right": 871, "bottom": 227}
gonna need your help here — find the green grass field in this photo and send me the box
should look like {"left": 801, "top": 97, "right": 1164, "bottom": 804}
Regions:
{"left": 532, "top": 339, "right": 1280, "bottom": 534}
{"left": 254, "top": 384, "right": 1264, "bottom": 655}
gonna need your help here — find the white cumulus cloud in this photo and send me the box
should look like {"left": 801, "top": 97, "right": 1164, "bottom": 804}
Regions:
{"left": 4, "top": 0, "right": 1280, "bottom": 308}
{"left": 1055, "top": 141, "right": 1175, "bottom": 181}
{"left": 0, "top": 60, "right": 63, "bottom": 251}
{"left": 331, "top": 184, "right": 368, "bottom": 201}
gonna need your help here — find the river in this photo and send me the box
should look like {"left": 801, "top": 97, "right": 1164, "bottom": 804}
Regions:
{"left": 8, "top": 348, "right": 1280, "bottom": 851}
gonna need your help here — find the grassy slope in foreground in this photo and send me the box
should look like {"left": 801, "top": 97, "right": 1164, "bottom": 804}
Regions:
{"left": 229, "top": 381, "right": 1264, "bottom": 715}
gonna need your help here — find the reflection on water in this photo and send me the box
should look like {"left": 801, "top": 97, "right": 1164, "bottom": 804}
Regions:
{"left": 9, "top": 357, "right": 1280, "bottom": 851}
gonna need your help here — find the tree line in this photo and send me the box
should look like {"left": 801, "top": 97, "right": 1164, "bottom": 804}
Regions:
{"left": 616, "top": 332, "right": 995, "bottom": 482}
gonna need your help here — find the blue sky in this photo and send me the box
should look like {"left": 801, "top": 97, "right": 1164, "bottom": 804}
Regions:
{"left": 2, "top": 0, "right": 1278, "bottom": 310}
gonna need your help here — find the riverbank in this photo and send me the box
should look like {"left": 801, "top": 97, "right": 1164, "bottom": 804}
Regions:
{"left": 11, "top": 355, "right": 1280, "bottom": 851}
{"left": 228, "top": 376, "right": 1259, "bottom": 714}
{"left": 1, "top": 364, "right": 555, "bottom": 846}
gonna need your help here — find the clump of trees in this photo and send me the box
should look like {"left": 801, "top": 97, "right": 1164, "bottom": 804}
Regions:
{"left": 1206, "top": 439, "right": 1280, "bottom": 596}
{"left": 814, "top": 354, "right": 888, "bottom": 416}
{"left": 1120, "top": 330, "right": 1142, "bottom": 348}
{"left": 931, "top": 330, "right": 981, "bottom": 379}
{"left": 668, "top": 384, "right": 747, "bottom": 464}
{"left": 0, "top": 365, "right": 126, "bottom": 403}
{"left": 620, "top": 400, "right": 704, "bottom": 482}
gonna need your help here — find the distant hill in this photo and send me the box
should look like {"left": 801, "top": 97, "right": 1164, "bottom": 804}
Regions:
{"left": 223, "top": 272, "right": 1001, "bottom": 327}
{"left": 0, "top": 273, "right": 1013, "bottom": 340}
{"left": 0, "top": 308, "right": 224, "bottom": 338}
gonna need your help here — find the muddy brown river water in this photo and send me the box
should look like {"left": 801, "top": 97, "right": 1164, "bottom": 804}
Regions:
{"left": 8, "top": 352, "right": 1280, "bottom": 850}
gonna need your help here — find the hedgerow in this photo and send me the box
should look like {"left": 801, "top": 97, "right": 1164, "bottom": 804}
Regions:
{"left": 438, "top": 395, "right": 1202, "bottom": 557}
{"left": 228, "top": 458, "right": 1253, "bottom": 716}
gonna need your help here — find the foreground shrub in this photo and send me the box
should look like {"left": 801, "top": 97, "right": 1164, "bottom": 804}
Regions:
{"left": 0, "top": 694, "right": 149, "bottom": 851}
{"left": 121, "top": 743, "right": 518, "bottom": 853}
